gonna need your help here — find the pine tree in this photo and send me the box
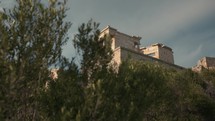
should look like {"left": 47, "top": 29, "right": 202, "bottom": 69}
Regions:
{"left": 0, "top": 0, "right": 71, "bottom": 120}
{"left": 73, "top": 20, "right": 112, "bottom": 83}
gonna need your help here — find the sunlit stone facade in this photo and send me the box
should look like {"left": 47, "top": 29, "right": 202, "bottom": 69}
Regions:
{"left": 100, "top": 26, "right": 183, "bottom": 70}
{"left": 140, "top": 43, "right": 174, "bottom": 64}
{"left": 192, "top": 57, "right": 215, "bottom": 72}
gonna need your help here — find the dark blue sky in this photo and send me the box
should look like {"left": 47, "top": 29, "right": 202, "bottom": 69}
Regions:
{"left": 1, "top": 0, "right": 215, "bottom": 67}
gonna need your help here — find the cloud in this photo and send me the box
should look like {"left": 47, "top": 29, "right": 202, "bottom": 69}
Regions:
{"left": 175, "top": 44, "right": 203, "bottom": 67}
{"left": 0, "top": 0, "right": 15, "bottom": 9}
{"left": 1, "top": 0, "right": 214, "bottom": 68}
{"left": 138, "top": 0, "right": 215, "bottom": 41}
{"left": 0, "top": 7, "right": 4, "bottom": 12}
{"left": 171, "top": 29, "right": 215, "bottom": 67}
{"left": 187, "top": 45, "right": 203, "bottom": 60}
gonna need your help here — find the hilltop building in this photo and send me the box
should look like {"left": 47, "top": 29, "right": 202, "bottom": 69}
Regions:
{"left": 140, "top": 43, "right": 174, "bottom": 64}
{"left": 192, "top": 57, "right": 215, "bottom": 72}
{"left": 100, "top": 26, "right": 184, "bottom": 70}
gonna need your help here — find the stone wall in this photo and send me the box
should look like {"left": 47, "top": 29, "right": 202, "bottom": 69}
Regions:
{"left": 140, "top": 46, "right": 159, "bottom": 58}
{"left": 111, "top": 47, "right": 121, "bottom": 66}
{"left": 205, "top": 57, "right": 215, "bottom": 68}
{"left": 101, "top": 26, "right": 182, "bottom": 70}
{"left": 141, "top": 43, "right": 174, "bottom": 64}
{"left": 158, "top": 46, "right": 174, "bottom": 64}
{"left": 114, "top": 32, "right": 140, "bottom": 52}
{"left": 113, "top": 47, "right": 184, "bottom": 70}
{"left": 100, "top": 26, "right": 141, "bottom": 51}
{"left": 192, "top": 57, "right": 215, "bottom": 72}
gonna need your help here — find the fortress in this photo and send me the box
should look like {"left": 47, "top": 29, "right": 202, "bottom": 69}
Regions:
{"left": 100, "top": 26, "right": 184, "bottom": 70}
{"left": 100, "top": 26, "right": 215, "bottom": 71}
{"left": 48, "top": 26, "right": 215, "bottom": 81}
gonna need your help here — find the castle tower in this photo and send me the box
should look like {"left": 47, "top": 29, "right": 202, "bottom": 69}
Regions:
{"left": 140, "top": 43, "right": 174, "bottom": 64}
{"left": 100, "top": 26, "right": 141, "bottom": 52}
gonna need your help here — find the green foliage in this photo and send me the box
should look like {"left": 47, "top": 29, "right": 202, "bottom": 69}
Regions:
{"left": 0, "top": 0, "right": 71, "bottom": 120}
{"left": 73, "top": 20, "right": 112, "bottom": 82}
{"left": 1, "top": 1, "right": 215, "bottom": 120}
{"left": 68, "top": 57, "right": 215, "bottom": 121}
{"left": 40, "top": 61, "right": 83, "bottom": 120}
{"left": 41, "top": 20, "right": 215, "bottom": 120}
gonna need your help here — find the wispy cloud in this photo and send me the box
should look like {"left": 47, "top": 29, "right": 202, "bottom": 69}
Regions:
{"left": 187, "top": 45, "right": 203, "bottom": 60}
{"left": 138, "top": 0, "right": 215, "bottom": 41}
{"left": 175, "top": 44, "right": 203, "bottom": 67}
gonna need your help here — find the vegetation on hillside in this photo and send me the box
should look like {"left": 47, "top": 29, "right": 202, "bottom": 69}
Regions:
{"left": 0, "top": 0, "right": 71, "bottom": 120}
{"left": 1, "top": 0, "right": 215, "bottom": 120}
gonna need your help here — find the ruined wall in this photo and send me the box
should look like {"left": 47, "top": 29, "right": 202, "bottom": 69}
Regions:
{"left": 192, "top": 57, "right": 215, "bottom": 72}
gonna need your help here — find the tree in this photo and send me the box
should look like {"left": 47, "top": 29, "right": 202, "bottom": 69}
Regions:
{"left": 71, "top": 20, "right": 114, "bottom": 121}
{"left": 1, "top": 0, "right": 215, "bottom": 120}
{"left": 40, "top": 59, "right": 84, "bottom": 120}
{"left": 0, "top": 0, "right": 71, "bottom": 120}
{"left": 73, "top": 20, "right": 113, "bottom": 83}
{"left": 71, "top": 21, "right": 214, "bottom": 120}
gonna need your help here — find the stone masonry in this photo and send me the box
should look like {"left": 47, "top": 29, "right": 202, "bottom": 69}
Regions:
{"left": 100, "top": 26, "right": 184, "bottom": 70}
{"left": 140, "top": 43, "right": 174, "bottom": 64}
{"left": 192, "top": 57, "right": 215, "bottom": 72}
